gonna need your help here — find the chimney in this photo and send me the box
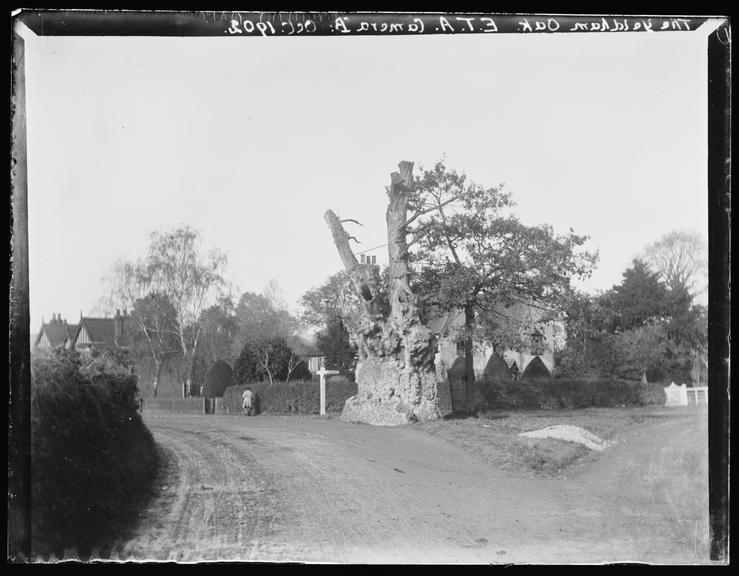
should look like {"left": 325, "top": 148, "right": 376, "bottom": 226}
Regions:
{"left": 114, "top": 309, "right": 123, "bottom": 341}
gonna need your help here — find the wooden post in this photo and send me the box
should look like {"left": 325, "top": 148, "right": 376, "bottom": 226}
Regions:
{"left": 316, "top": 367, "right": 339, "bottom": 415}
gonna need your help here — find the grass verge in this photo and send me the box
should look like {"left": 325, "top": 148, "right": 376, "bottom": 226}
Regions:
{"left": 415, "top": 406, "right": 680, "bottom": 478}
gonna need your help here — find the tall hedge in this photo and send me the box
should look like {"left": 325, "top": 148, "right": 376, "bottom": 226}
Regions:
{"left": 31, "top": 351, "right": 159, "bottom": 558}
{"left": 221, "top": 378, "right": 358, "bottom": 415}
{"left": 477, "top": 376, "right": 666, "bottom": 411}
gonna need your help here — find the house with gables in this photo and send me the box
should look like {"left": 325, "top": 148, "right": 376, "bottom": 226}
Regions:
{"left": 429, "top": 300, "right": 561, "bottom": 382}
{"left": 73, "top": 309, "right": 132, "bottom": 354}
{"left": 33, "top": 314, "right": 78, "bottom": 352}
{"left": 33, "top": 310, "right": 132, "bottom": 355}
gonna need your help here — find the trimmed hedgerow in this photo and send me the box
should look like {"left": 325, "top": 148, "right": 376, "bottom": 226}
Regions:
{"left": 221, "top": 377, "right": 358, "bottom": 415}
{"left": 31, "top": 350, "right": 159, "bottom": 558}
{"left": 476, "top": 377, "right": 666, "bottom": 411}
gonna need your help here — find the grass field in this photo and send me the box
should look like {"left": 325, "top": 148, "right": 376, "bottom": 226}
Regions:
{"left": 415, "top": 406, "right": 701, "bottom": 477}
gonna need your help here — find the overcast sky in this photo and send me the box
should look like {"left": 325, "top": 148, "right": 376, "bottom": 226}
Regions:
{"left": 21, "top": 23, "right": 711, "bottom": 330}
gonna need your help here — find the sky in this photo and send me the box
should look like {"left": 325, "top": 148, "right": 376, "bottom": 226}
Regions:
{"left": 20, "top": 21, "right": 712, "bottom": 330}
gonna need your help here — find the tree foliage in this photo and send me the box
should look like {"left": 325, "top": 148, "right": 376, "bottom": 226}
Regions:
{"left": 104, "top": 226, "right": 227, "bottom": 396}
{"left": 557, "top": 257, "right": 707, "bottom": 384}
{"left": 299, "top": 271, "right": 362, "bottom": 327}
{"left": 407, "top": 160, "right": 597, "bottom": 381}
{"left": 203, "top": 360, "right": 233, "bottom": 398}
{"left": 314, "top": 314, "right": 357, "bottom": 378}
{"left": 233, "top": 336, "right": 310, "bottom": 385}
{"left": 606, "top": 259, "right": 670, "bottom": 332}
{"left": 232, "top": 291, "right": 295, "bottom": 353}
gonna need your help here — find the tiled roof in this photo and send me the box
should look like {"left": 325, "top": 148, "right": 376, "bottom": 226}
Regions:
{"left": 427, "top": 301, "right": 552, "bottom": 337}
{"left": 35, "top": 319, "right": 76, "bottom": 348}
{"left": 81, "top": 317, "right": 116, "bottom": 345}
{"left": 77, "top": 315, "right": 132, "bottom": 348}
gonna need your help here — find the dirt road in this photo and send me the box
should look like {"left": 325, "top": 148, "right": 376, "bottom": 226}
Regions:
{"left": 115, "top": 409, "right": 709, "bottom": 563}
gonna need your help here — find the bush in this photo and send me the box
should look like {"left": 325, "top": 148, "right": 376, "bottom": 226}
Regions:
{"left": 31, "top": 350, "right": 159, "bottom": 558}
{"left": 203, "top": 360, "right": 233, "bottom": 398}
{"left": 476, "top": 376, "right": 666, "bottom": 411}
{"left": 221, "top": 377, "right": 358, "bottom": 415}
{"left": 290, "top": 360, "right": 312, "bottom": 381}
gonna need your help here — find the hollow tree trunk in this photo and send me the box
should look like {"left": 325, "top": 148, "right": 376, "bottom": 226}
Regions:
{"left": 325, "top": 161, "right": 440, "bottom": 425}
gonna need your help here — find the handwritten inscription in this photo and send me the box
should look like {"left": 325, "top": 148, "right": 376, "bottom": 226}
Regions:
{"left": 228, "top": 17, "right": 317, "bottom": 36}
{"left": 223, "top": 15, "right": 695, "bottom": 36}
{"left": 518, "top": 17, "right": 693, "bottom": 33}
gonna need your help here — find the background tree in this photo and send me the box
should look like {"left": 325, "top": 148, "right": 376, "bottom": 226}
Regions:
{"left": 314, "top": 314, "right": 357, "bottom": 378}
{"left": 556, "top": 290, "right": 616, "bottom": 379}
{"left": 606, "top": 259, "right": 670, "bottom": 332}
{"left": 130, "top": 292, "right": 181, "bottom": 397}
{"left": 233, "top": 344, "right": 260, "bottom": 384}
{"left": 232, "top": 291, "right": 295, "bottom": 353}
{"left": 262, "top": 278, "right": 289, "bottom": 312}
{"left": 612, "top": 323, "right": 668, "bottom": 382}
{"left": 144, "top": 225, "right": 227, "bottom": 397}
{"left": 203, "top": 360, "right": 233, "bottom": 398}
{"left": 299, "top": 271, "right": 362, "bottom": 327}
{"left": 409, "top": 160, "right": 597, "bottom": 386}
{"left": 643, "top": 230, "right": 707, "bottom": 297}
{"left": 251, "top": 337, "right": 300, "bottom": 385}
{"left": 192, "top": 297, "right": 239, "bottom": 390}
{"left": 103, "top": 260, "right": 181, "bottom": 397}
{"left": 557, "top": 257, "right": 707, "bottom": 384}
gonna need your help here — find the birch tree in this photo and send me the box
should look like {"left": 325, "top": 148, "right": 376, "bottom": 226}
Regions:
{"left": 145, "top": 226, "right": 227, "bottom": 397}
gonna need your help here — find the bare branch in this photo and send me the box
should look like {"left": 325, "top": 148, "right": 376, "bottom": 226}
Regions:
{"left": 341, "top": 218, "right": 364, "bottom": 227}
{"left": 405, "top": 192, "right": 465, "bottom": 228}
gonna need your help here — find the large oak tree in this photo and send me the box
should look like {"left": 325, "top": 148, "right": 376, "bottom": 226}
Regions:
{"left": 408, "top": 161, "right": 598, "bottom": 385}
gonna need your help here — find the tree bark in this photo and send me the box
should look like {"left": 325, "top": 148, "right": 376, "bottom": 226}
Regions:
{"left": 325, "top": 161, "right": 441, "bottom": 425}
{"left": 463, "top": 301, "right": 475, "bottom": 385}
{"left": 153, "top": 360, "right": 162, "bottom": 398}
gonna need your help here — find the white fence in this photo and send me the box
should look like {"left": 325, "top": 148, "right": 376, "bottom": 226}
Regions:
{"left": 664, "top": 382, "right": 708, "bottom": 407}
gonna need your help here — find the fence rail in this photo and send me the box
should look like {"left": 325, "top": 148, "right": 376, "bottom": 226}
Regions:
{"left": 664, "top": 383, "right": 708, "bottom": 407}
{"left": 140, "top": 397, "right": 207, "bottom": 414}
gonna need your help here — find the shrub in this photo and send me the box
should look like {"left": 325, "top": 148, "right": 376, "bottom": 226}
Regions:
{"left": 203, "top": 360, "right": 233, "bottom": 398}
{"left": 31, "top": 350, "right": 159, "bottom": 558}
{"left": 477, "top": 376, "right": 666, "bottom": 411}
{"left": 289, "top": 359, "right": 312, "bottom": 382}
{"left": 221, "top": 377, "right": 358, "bottom": 415}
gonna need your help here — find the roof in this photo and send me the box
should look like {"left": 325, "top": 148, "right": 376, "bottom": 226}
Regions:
{"left": 81, "top": 317, "right": 115, "bottom": 345}
{"left": 426, "top": 309, "right": 465, "bottom": 336}
{"left": 77, "top": 316, "right": 131, "bottom": 348}
{"left": 521, "top": 355, "right": 551, "bottom": 380}
{"left": 426, "top": 301, "right": 554, "bottom": 338}
{"left": 35, "top": 319, "right": 76, "bottom": 348}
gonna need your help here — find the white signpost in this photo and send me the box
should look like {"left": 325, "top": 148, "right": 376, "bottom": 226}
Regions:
{"left": 316, "top": 367, "right": 340, "bottom": 416}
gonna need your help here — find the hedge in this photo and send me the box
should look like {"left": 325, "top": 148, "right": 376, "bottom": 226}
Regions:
{"left": 221, "top": 377, "right": 358, "bottom": 415}
{"left": 475, "top": 377, "right": 667, "bottom": 411}
{"left": 31, "top": 351, "right": 159, "bottom": 558}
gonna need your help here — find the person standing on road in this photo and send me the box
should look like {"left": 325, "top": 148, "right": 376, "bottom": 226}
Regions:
{"left": 242, "top": 386, "right": 254, "bottom": 416}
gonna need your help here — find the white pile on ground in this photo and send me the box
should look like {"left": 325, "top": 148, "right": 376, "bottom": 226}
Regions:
{"left": 518, "top": 425, "right": 613, "bottom": 451}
